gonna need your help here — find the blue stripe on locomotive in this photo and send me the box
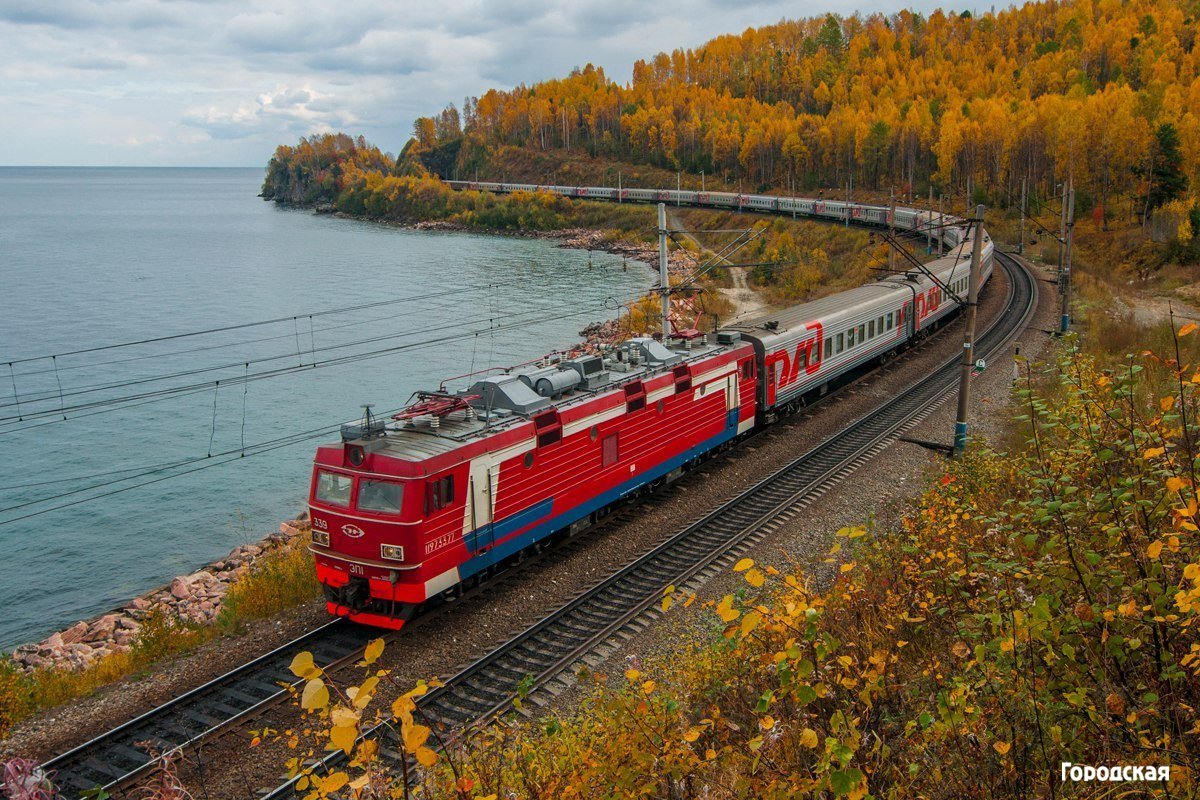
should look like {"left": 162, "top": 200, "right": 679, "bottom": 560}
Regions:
{"left": 457, "top": 408, "right": 742, "bottom": 579}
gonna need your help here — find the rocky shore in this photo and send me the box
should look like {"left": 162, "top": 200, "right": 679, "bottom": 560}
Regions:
{"left": 9, "top": 518, "right": 310, "bottom": 673}
{"left": 411, "top": 220, "right": 695, "bottom": 277}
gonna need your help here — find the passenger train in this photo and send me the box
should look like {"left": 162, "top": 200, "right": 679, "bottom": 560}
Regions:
{"left": 306, "top": 183, "right": 993, "bottom": 629}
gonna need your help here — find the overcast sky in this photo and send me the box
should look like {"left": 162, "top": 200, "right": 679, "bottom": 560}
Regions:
{"left": 0, "top": 0, "right": 957, "bottom": 167}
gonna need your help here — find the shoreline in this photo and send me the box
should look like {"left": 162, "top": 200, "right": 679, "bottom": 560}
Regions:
{"left": 8, "top": 517, "right": 311, "bottom": 673}
{"left": 320, "top": 207, "right": 680, "bottom": 276}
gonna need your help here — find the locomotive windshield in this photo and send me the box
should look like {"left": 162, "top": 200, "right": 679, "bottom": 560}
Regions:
{"left": 315, "top": 470, "right": 352, "bottom": 507}
{"left": 358, "top": 479, "right": 403, "bottom": 513}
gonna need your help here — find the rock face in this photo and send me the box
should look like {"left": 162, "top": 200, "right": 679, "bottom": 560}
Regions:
{"left": 8, "top": 518, "right": 310, "bottom": 674}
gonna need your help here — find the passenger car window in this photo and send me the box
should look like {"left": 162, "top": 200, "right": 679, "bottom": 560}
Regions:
{"left": 358, "top": 479, "right": 403, "bottom": 513}
{"left": 315, "top": 470, "right": 352, "bottom": 507}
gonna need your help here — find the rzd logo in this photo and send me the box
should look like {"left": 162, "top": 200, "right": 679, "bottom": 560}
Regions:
{"left": 341, "top": 524, "right": 365, "bottom": 538}
{"left": 767, "top": 321, "right": 824, "bottom": 389}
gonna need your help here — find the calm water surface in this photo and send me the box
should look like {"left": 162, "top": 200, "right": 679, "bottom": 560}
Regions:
{"left": 0, "top": 167, "right": 651, "bottom": 649}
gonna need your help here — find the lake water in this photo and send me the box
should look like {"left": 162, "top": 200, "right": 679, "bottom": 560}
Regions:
{"left": 0, "top": 167, "right": 652, "bottom": 650}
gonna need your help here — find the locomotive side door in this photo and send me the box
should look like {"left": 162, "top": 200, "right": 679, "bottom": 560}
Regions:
{"left": 467, "top": 460, "right": 497, "bottom": 553}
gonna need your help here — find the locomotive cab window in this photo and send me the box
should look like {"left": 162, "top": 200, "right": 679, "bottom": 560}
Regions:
{"left": 427, "top": 476, "right": 455, "bottom": 512}
{"left": 741, "top": 360, "right": 754, "bottom": 380}
{"left": 315, "top": 470, "right": 352, "bottom": 507}
{"left": 358, "top": 479, "right": 403, "bottom": 514}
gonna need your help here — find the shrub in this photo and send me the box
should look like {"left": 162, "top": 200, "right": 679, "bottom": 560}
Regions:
{"left": 217, "top": 538, "right": 321, "bottom": 627}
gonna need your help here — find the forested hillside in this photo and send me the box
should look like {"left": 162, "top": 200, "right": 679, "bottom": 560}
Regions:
{"left": 410, "top": 0, "right": 1199, "bottom": 219}
{"left": 265, "top": 0, "right": 1199, "bottom": 240}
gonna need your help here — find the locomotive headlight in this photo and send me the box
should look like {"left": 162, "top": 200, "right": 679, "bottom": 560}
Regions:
{"left": 311, "top": 529, "right": 330, "bottom": 547}
{"left": 380, "top": 544, "right": 405, "bottom": 561}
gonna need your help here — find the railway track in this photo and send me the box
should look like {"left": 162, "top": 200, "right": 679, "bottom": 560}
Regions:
{"left": 261, "top": 251, "right": 1036, "bottom": 797}
{"left": 40, "top": 620, "right": 368, "bottom": 796}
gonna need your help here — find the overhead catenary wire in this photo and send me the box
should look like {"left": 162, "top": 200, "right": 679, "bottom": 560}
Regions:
{"left": 0, "top": 287, "right": 652, "bottom": 521}
{"left": 0, "top": 300, "right": 568, "bottom": 426}
{"left": 0, "top": 283, "right": 546, "bottom": 407}
{"left": 1, "top": 273, "right": 564, "bottom": 367}
{"left": 0, "top": 289, "right": 642, "bottom": 426}
{"left": 7, "top": 289, "right": 482, "bottom": 381}
{"left": 2, "top": 292, "right": 474, "bottom": 402}
{"left": 0, "top": 412, "right": 403, "bottom": 528}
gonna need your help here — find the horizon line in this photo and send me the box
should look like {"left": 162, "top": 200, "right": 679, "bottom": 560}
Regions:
{"left": 0, "top": 164, "right": 266, "bottom": 169}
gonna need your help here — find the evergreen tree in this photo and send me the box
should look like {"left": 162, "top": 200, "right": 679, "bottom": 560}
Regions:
{"left": 1141, "top": 123, "right": 1188, "bottom": 218}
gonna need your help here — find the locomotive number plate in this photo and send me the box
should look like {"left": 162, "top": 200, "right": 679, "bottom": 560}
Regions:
{"left": 425, "top": 532, "right": 458, "bottom": 554}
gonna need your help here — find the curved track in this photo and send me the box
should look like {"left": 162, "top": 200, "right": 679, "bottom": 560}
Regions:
{"left": 261, "top": 250, "right": 1036, "bottom": 797}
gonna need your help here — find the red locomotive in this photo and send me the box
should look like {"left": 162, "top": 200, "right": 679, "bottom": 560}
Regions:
{"left": 307, "top": 186, "right": 993, "bottom": 629}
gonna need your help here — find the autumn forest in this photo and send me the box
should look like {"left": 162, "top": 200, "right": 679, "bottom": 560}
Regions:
{"left": 265, "top": 0, "right": 1198, "bottom": 230}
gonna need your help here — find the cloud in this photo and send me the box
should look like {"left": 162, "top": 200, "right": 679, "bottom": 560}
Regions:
{"left": 0, "top": 0, "right": 192, "bottom": 30}
{"left": 184, "top": 84, "right": 355, "bottom": 140}
{"left": 224, "top": 9, "right": 366, "bottom": 55}
{"left": 66, "top": 53, "right": 134, "bottom": 70}
{"left": 0, "top": 0, "right": 951, "bottom": 166}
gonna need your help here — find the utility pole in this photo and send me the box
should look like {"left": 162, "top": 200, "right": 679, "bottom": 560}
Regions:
{"left": 927, "top": 185, "right": 934, "bottom": 253}
{"left": 845, "top": 176, "right": 851, "bottom": 228}
{"left": 1060, "top": 182, "right": 1075, "bottom": 333}
{"left": 700, "top": 170, "right": 705, "bottom": 191}
{"left": 618, "top": 171, "right": 622, "bottom": 203}
{"left": 1018, "top": 176, "right": 1027, "bottom": 255}
{"left": 658, "top": 203, "right": 670, "bottom": 339}
{"left": 677, "top": 171, "right": 681, "bottom": 205}
{"left": 938, "top": 195, "right": 945, "bottom": 257}
{"left": 888, "top": 188, "right": 897, "bottom": 273}
{"left": 1058, "top": 181, "right": 1068, "bottom": 274}
{"left": 954, "top": 204, "right": 986, "bottom": 456}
